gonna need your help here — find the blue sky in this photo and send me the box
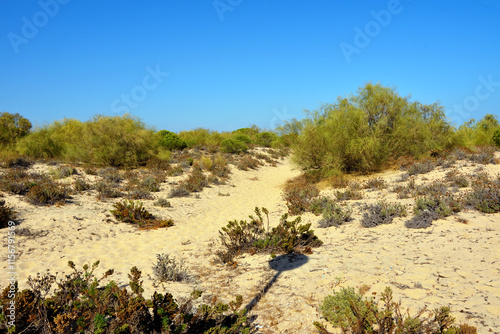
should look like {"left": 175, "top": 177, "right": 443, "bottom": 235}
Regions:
{"left": 1, "top": 0, "right": 499, "bottom": 132}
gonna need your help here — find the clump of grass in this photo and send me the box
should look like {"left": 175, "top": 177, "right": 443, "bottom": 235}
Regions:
{"left": 211, "top": 154, "right": 231, "bottom": 178}
{"left": 328, "top": 175, "right": 350, "bottom": 189}
{"left": 310, "top": 196, "right": 336, "bottom": 215}
{"left": 405, "top": 210, "right": 438, "bottom": 229}
{"left": 84, "top": 167, "right": 97, "bottom": 175}
{"left": 467, "top": 146, "right": 496, "bottom": 164}
{"left": 127, "top": 188, "right": 153, "bottom": 200}
{"left": 26, "top": 179, "right": 71, "bottom": 206}
{"left": 282, "top": 176, "right": 320, "bottom": 215}
{"left": 405, "top": 194, "right": 462, "bottom": 229}
{"left": 392, "top": 177, "right": 417, "bottom": 199}
{"left": 335, "top": 187, "right": 363, "bottom": 201}
{"left": 0, "top": 169, "right": 46, "bottom": 195}
{"left": 318, "top": 202, "right": 352, "bottom": 228}
{"left": 316, "top": 286, "right": 476, "bottom": 334}
{"left": 111, "top": 200, "right": 174, "bottom": 229}
{"left": 414, "top": 180, "right": 449, "bottom": 197}
{"left": 361, "top": 201, "right": 407, "bottom": 228}
{"left": 154, "top": 198, "right": 171, "bottom": 207}
{"left": 0, "top": 199, "right": 16, "bottom": 228}
{"left": 150, "top": 254, "right": 191, "bottom": 283}
{"left": 49, "top": 165, "right": 78, "bottom": 179}
{"left": 166, "top": 165, "right": 184, "bottom": 177}
{"left": 216, "top": 207, "right": 322, "bottom": 264}
{"left": 364, "top": 177, "right": 387, "bottom": 190}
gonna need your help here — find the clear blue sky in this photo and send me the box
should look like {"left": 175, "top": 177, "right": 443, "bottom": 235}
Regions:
{"left": 1, "top": 0, "right": 499, "bottom": 132}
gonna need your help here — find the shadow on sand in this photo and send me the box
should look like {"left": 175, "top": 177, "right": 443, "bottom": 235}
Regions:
{"left": 244, "top": 253, "right": 308, "bottom": 313}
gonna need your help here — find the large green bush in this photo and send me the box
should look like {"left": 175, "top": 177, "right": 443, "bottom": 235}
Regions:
{"left": 157, "top": 130, "right": 187, "bottom": 150}
{"left": 292, "top": 83, "right": 456, "bottom": 175}
{"left": 220, "top": 138, "right": 248, "bottom": 154}
{"left": 17, "top": 114, "right": 158, "bottom": 166}
{"left": 0, "top": 112, "right": 32, "bottom": 147}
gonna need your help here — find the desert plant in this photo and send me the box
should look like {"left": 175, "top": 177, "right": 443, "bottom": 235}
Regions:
{"left": 317, "top": 286, "right": 475, "bottom": 334}
{"left": 282, "top": 176, "right": 320, "bottom": 214}
{"left": 217, "top": 207, "right": 322, "bottom": 264}
{"left": 73, "top": 177, "right": 92, "bottom": 192}
{"left": 255, "top": 131, "right": 278, "bottom": 147}
{"left": 318, "top": 202, "right": 352, "bottom": 228}
{"left": 153, "top": 198, "right": 171, "bottom": 207}
{"left": 361, "top": 201, "right": 407, "bottom": 228}
{"left": 237, "top": 155, "right": 261, "bottom": 170}
{"left": 310, "top": 196, "right": 337, "bottom": 215}
{"left": 25, "top": 179, "right": 71, "bottom": 206}
{"left": 49, "top": 165, "right": 78, "bottom": 179}
{"left": 98, "top": 167, "right": 122, "bottom": 183}
{"left": 151, "top": 253, "right": 191, "bottom": 283}
{"left": 111, "top": 200, "right": 174, "bottom": 229}
{"left": 403, "top": 159, "right": 436, "bottom": 175}
{"left": 0, "top": 199, "right": 16, "bottom": 228}
{"left": 364, "top": 177, "right": 387, "bottom": 190}
{"left": 181, "top": 169, "right": 209, "bottom": 192}
{"left": 466, "top": 180, "right": 500, "bottom": 213}
{"left": 95, "top": 181, "right": 122, "bottom": 200}
{"left": 0, "top": 112, "right": 32, "bottom": 147}
{"left": 140, "top": 175, "right": 161, "bottom": 192}
{"left": 168, "top": 185, "right": 190, "bottom": 198}
{"left": 445, "top": 169, "right": 469, "bottom": 188}
{"left": 335, "top": 187, "right": 363, "bottom": 201}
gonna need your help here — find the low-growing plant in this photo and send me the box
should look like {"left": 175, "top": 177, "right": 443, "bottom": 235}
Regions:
{"left": 153, "top": 197, "right": 171, "bottom": 207}
{"left": 49, "top": 165, "right": 78, "bottom": 179}
{"left": 445, "top": 169, "right": 469, "bottom": 188}
{"left": 466, "top": 180, "right": 500, "bottom": 213}
{"left": 181, "top": 169, "right": 209, "bottom": 192}
{"left": 111, "top": 200, "right": 174, "bottom": 229}
{"left": 316, "top": 286, "right": 476, "bottom": 334}
{"left": 0, "top": 260, "right": 250, "bottom": 333}
{"left": 467, "top": 146, "right": 496, "bottom": 164}
{"left": 150, "top": 253, "right": 191, "bottom": 283}
{"left": 282, "top": 176, "right": 320, "bottom": 214}
{"left": 168, "top": 185, "right": 190, "bottom": 198}
{"left": 95, "top": 181, "right": 122, "bottom": 200}
{"left": 361, "top": 201, "right": 407, "bottom": 228}
{"left": 0, "top": 199, "right": 16, "bottom": 228}
{"left": 98, "top": 167, "right": 122, "bottom": 183}
{"left": 318, "top": 202, "right": 352, "bottom": 228}
{"left": 414, "top": 194, "right": 461, "bottom": 217}
{"left": 127, "top": 188, "right": 153, "bottom": 200}
{"left": 414, "top": 181, "right": 449, "bottom": 197}
{"left": 310, "top": 196, "right": 336, "bottom": 215}
{"left": 140, "top": 175, "right": 161, "bottom": 192}
{"left": 237, "top": 155, "right": 261, "bottom": 170}
{"left": 26, "top": 179, "right": 71, "bottom": 206}
{"left": 74, "top": 177, "right": 92, "bottom": 192}
{"left": 392, "top": 177, "right": 417, "bottom": 199}
{"left": 335, "top": 187, "right": 363, "bottom": 201}
{"left": 216, "top": 207, "right": 322, "bottom": 264}
{"left": 405, "top": 210, "right": 438, "bottom": 229}
{"left": 364, "top": 177, "right": 387, "bottom": 190}
{"left": 403, "top": 159, "right": 436, "bottom": 175}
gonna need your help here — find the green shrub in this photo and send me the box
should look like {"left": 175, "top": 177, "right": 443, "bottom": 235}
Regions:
{"left": 237, "top": 155, "right": 261, "bottom": 170}
{"left": 0, "top": 112, "right": 32, "bottom": 149}
{"left": 292, "top": 83, "right": 456, "bottom": 176}
{"left": 0, "top": 261, "right": 250, "bottom": 333}
{"left": 0, "top": 199, "right": 16, "bottom": 228}
{"left": 217, "top": 207, "right": 322, "bottom": 264}
{"left": 493, "top": 129, "right": 500, "bottom": 147}
{"left": 318, "top": 202, "right": 352, "bottom": 228}
{"left": 466, "top": 180, "right": 500, "bottom": 213}
{"left": 220, "top": 138, "right": 248, "bottom": 154}
{"left": 255, "top": 132, "right": 278, "bottom": 147}
{"left": 157, "top": 130, "right": 187, "bottom": 150}
{"left": 153, "top": 198, "right": 171, "bottom": 207}
{"left": 25, "top": 179, "right": 70, "bottom": 206}
{"left": 317, "top": 286, "right": 475, "bottom": 334}
{"left": 74, "top": 178, "right": 92, "bottom": 192}
{"left": 111, "top": 200, "right": 174, "bottom": 229}
{"left": 95, "top": 181, "right": 122, "bottom": 200}
{"left": 232, "top": 133, "right": 253, "bottom": 144}
{"left": 49, "top": 165, "right": 78, "bottom": 179}
{"left": 181, "top": 169, "right": 208, "bottom": 192}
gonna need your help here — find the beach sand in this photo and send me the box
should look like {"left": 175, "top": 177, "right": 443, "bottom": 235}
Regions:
{"left": 1, "top": 153, "right": 499, "bottom": 333}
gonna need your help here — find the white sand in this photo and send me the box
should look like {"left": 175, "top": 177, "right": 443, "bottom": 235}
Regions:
{"left": 1, "top": 155, "right": 499, "bottom": 333}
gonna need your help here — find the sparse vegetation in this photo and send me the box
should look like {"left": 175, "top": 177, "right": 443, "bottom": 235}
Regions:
{"left": 282, "top": 176, "right": 320, "bottom": 214}
{"left": 151, "top": 253, "right": 191, "bottom": 283}
{"left": 154, "top": 197, "right": 171, "bottom": 207}
{"left": 318, "top": 202, "right": 352, "bottom": 228}
{"left": 361, "top": 201, "right": 407, "bottom": 228}
{"left": 110, "top": 200, "right": 174, "bottom": 229}
{"left": 316, "top": 286, "right": 476, "bottom": 334}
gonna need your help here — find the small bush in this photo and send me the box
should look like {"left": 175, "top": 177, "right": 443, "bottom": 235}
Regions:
{"left": 26, "top": 179, "right": 71, "bottom": 206}
{"left": 364, "top": 177, "right": 387, "bottom": 190}
{"left": 335, "top": 187, "right": 363, "bottom": 201}
{"left": 111, "top": 200, "right": 174, "bottom": 229}
{"left": 414, "top": 181, "right": 448, "bottom": 197}
{"left": 466, "top": 181, "right": 500, "bottom": 213}
{"left": 153, "top": 198, "right": 171, "bottom": 207}
{"left": 445, "top": 169, "right": 469, "bottom": 188}
{"left": 127, "top": 188, "right": 152, "bottom": 200}
{"left": 232, "top": 134, "right": 253, "bottom": 144}
{"left": 404, "top": 159, "right": 436, "bottom": 175}
{"left": 282, "top": 177, "right": 320, "bottom": 215}
{"left": 95, "top": 182, "right": 122, "bottom": 200}
{"left": 0, "top": 199, "right": 16, "bottom": 228}
{"left": 237, "top": 155, "right": 261, "bottom": 170}
{"left": 310, "top": 196, "right": 336, "bottom": 215}
{"left": 168, "top": 186, "right": 190, "bottom": 198}
{"left": 405, "top": 210, "right": 438, "bottom": 229}
{"left": 151, "top": 254, "right": 191, "bottom": 283}
{"left": 140, "top": 176, "right": 161, "bottom": 192}
{"left": 220, "top": 138, "right": 248, "bottom": 154}
{"left": 255, "top": 132, "right": 278, "bottom": 147}
{"left": 414, "top": 194, "right": 461, "bottom": 217}
{"left": 318, "top": 202, "right": 352, "bottom": 228}
{"left": 467, "top": 146, "right": 496, "bottom": 164}
{"left": 49, "top": 166, "right": 78, "bottom": 179}
{"left": 392, "top": 177, "right": 417, "bottom": 199}
{"left": 181, "top": 170, "right": 208, "bottom": 192}
{"left": 74, "top": 178, "right": 92, "bottom": 192}
{"left": 361, "top": 201, "right": 407, "bottom": 228}
{"left": 217, "top": 207, "right": 322, "bottom": 264}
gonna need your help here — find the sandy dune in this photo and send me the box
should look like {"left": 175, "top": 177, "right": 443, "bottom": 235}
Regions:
{"left": 1, "top": 155, "right": 499, "bottom": 333}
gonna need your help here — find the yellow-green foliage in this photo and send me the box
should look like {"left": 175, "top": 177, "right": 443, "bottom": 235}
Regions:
{"left": 17, "top": 114, "right": 158, "bottom": 166}
{"left": 178, "top": 128, "right": 230, "bottom": 151}
{"left": 292, "top": 83, "right": 457, "bottom": 175}
{"left": 0, "top": 112, "right": 32, "bottom": 148}
{"left": 455, "top": 114, "right": 500, "bottom": 147}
